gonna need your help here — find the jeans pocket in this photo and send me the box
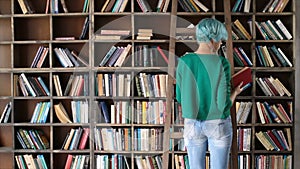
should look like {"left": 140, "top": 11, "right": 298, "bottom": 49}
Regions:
{"left": 183, "top": 118, "right": 197, "bottom": 139}
{"left": 205, "top": 117, "right": 232, "bottom": 140}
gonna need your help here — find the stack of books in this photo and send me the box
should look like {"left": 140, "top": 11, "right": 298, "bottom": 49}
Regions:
{"left": 136, "top": 29, "right": 153, "bottom": 40}
{"left": 176, "top": 24, "right": 196, "bottom": 40}
{"left": 95, "top": 29, "right": 130, "bottom": 40}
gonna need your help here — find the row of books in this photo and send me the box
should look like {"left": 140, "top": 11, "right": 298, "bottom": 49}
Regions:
{"left": 238, "top": 154, "right": 250, "bottom": 169}
{"left": 256, "top": 76, "right": 291, "bottom": 97}
{"left": 18, "top": 74, "right": 50, "bottom": 97}
{"left": 232, "top": 0, "right": 251, "bottom": 13}
{"left": 178, "top": 0, "right": 209, "bottom": 12}
{"left": 54, "top": 74, "right": 89, "bottom": 97}
{"left": 98, "top": 44, "right": 132, "bottom": 67}
{"left": 255, "top": 19, "right": 293, "bottom": 40}
{"left": 95, "top": 100, "right": 131, "bottom": 124}
{"left": 174, "top": 154, "right": 189, "bottom": 169}
{"left": 255, "top": 45, "right": 292, "bottom": 67}
{"left": 30, "top": 46, "right": 49, "bottom": 68}
{"left": 233, "top": 46, "right": 253, "bottom": 67}
{"left": 54, "top": 101, "right": 90, "bottom": 124}
{"left": 134, "top": 128, "right": 163, "bottom": 151}
{"left": 135, "top": 155, "right": 163, "bottom": 169}
{"left": 174, "top": 128, "right": 185, "bottom": 151}
{"left": 135, "top": 73, "right": 168, "bottom": 98}
{"left": 255, "top": 155, "right": 292, "bottom": 169}
{"left": 18, "top": 0, "right": 89, "bottom": 14}
{"left": 16, "top": 129, "right": 49, "bottom": 150}
{"left": 61, "top": 127, "right": 90, "bottom": 150}
{"left": 54, "top": 47, "right": 88, "bottom": 67}
{"left": 64, "top": 154, "right": 90, "bottom": 169}
{"left": 136, "top": 0, "right": 170, "bottom": 13}
{"left": 101, "top": 0, "right": 129, "bottom": 12}
{"left": 0, "top": 101, "right": 11, "bottom": 123}
{"left": 237, "top": 128, "right": 251, "bottom": 151}
{"left": 95, "top": 154, "right": 130, "bottom": 169}
{"left": 262, "top": 0, "right": 290, "bottom": 13}
{"left": 236, "top": 102, "right": 253, "bottom": 124}
{"left": 174, "top": 102, "right": 183, "bottom": 125}
{"left": 96, "top": 73, "right": 131, "bottom": 97}
{"left": 134, "top": 45, "right": 168, "bottom": 67}
{"left": 94, "top": 127, "right": 131, "bottom": 151}
{"left": 30, "top": 101, "right": 50, "bottom": 123}
{"left": 256, "top": 101, "right": 292, "bottom": 124}
{"left": 134, "top": 100, "right": 166, "bottom": 125}
{"left": 15, "top": 154, "right": 48, "bottom": 169}
{"left": 71, "top": 101, "right": 89, "bottom": 123}
{"left": 255, "top": 128, "right": 292, "bottom": 151}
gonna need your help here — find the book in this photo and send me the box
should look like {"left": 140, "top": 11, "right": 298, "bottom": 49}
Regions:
{"left": 232, "top": 67, "right": 252, "bottom": 90}
{"left": 156, "top": 46, "right": 169, "bottom": 64}
{"left": 54, "top": 102, "right": 72, "bottom": 123}
{"left": 233, "top": 19, "right": 252, "bottom": 40}
{"left": 275, "top": 19, "right": 292, "bottom": 40}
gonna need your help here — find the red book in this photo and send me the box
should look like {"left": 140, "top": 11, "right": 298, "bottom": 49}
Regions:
{"left": 232, "top": 67, "right": 252, "bottom": 90}
{"left": 64, "top": 154, "right": 73, "bottom": 169}
{"left": 78, "top": 128, "right": 90, "bottom": 150}
{"left": 156, "top": 46, "right": 169, "bottom": 64}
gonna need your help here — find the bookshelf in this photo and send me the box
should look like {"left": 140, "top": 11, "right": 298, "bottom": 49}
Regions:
{"left": 0, "top": 0, "right": 297, "bottom": 169}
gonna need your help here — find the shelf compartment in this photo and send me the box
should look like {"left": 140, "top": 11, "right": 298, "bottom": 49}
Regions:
{"left": 14, "top": 16, "right": 50, "bottom": 41}
{"left": 14, "top": 153, "right": 50, "bottom": 169}
{"left": 0, "top": 18, "right": 12, "bottom": 41}
{"left": 0, "top": 0, "right": 12, "bottom": 15}
{"left": 52, "top": 42, "right": 89, "bottom": 68}
{"left": 255, "top": 0, "right": 293, "bottom": 13}
{"left": 95, "top": 42, "right": 133, "bottom": 67}
{"left": 134, "top": 15, "right": 170, "bottom": 40}
{"left": 0, "top": 44, "right": 12, "bottom": 68}
{"left": 13, "top": 73, "right": 50, "bottom": 97}
{"left": 255, "top": 72, "right": 294, "bottom": 97}
{"left": 96, "top": 0, "right": 132, "bottom": 13}
{"left": 52, "top": 15, "right": 90, "bottom": 40}
{"left": 0, "top": 152, "right": 13, "bottom": 169}
{"left": 13, "top": 43, "right": 49, "bottom": 68}
{"left": 133, "top": 42, "right": 169, "bottom": 67}
{"left": 14, "top": 126, "right": 50, "bottom": 150}
{"left": 0, "top": 126, "right": 13, "bottom": 148}
{"left": 0, "top": 73, "right": 11, "bottom": 97}
{"left": 177, "top": 0, "right": 212, "bottom": 13}
{"left": 53, "top": 153, "right": 90, "bottom": 169}
{"left": 53, "top": 126, "right": 90, "bottom": 151}
{"left": 13, "top": 99, "right": 50, "bottom": 123}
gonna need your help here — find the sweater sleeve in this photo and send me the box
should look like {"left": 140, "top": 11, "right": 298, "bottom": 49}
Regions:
{"left": 175, "top": 59, "right": 182, "bottom": 104}
{"left": 222, "top": 57, "right": 233, "bottom": 108}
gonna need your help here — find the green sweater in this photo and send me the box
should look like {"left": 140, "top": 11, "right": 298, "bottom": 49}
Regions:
{"left": 176, "top": 53, "right": 232, "bottom": 120}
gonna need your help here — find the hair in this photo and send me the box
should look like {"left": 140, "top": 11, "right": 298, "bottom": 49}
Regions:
{"left": 196, "top": 18, "right": 228, "bottom": 43}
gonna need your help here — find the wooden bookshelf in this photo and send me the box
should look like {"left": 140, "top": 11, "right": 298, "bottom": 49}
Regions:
{"left": 0, "top": 0, "right": 296, "bottom": 169}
